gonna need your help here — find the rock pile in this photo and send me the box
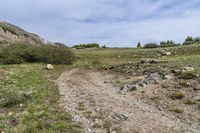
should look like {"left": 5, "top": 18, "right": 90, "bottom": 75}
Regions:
{"left": 158, "top": 49, "right": 171, "bottom": 56}
{"left": 109, "top": 63, "right": 170, "bottom": 76}
{"left": 141, "top": 58, "right": 162, "bottom": 64}
{"left": 121, "top": 73, "right": 163, "bottom": 92}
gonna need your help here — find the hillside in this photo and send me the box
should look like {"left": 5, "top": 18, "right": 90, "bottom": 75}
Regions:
{"left": 0, "top": 20, "right": 46, "bottom": 45}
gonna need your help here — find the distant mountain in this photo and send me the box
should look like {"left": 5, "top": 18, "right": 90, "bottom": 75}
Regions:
{"left": 0, "top": 20, "right": 46, "bottom": 45}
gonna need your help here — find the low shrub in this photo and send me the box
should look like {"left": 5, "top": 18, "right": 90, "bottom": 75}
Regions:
{"left": 171, "top": 91, "right": 185, "bottom": 99}
{"left": 73, "top": 43, "right": 100, "bottom": 49}
{"left": 170, "top": 108, "right": 184, "bottom": 113}
{"left": 0, "top": 44, "right": 74, "bottom": 64}
{"left": 143, "top": 43, "right": 159, "bottom": 48}
{"left": 180, "top": 70, "right": 196, "bottom": 79}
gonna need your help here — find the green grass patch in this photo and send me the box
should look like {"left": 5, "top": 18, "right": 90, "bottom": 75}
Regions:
{"left": 0, "top": 64, "right": 82, "bottom": 132}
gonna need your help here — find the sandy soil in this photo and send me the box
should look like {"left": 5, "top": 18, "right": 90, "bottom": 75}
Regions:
{"left": 56, "top": 68, "right": 200, "bottom": 133}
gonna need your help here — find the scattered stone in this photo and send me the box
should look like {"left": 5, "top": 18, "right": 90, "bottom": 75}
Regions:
{"left": 121, "top": 73, "right": 163, "bottom": 92}
{"left": 161, "top": 52, "right": 171, "bottom": 56}
{"left": 117, "top": 112, "right": 129, "bottom": 120}
{"left": 193, "top": 96, "right": 200, "bottom": 101}
{"left": 8, "top": 112, "right": 13, "bottom": 116}
{"left": 164, "top": 75, "right": 172, "bottom": 80}
{"left": 182, "top": 67, "right": 195, "bottom": 73}
{"left": 10, "top": 118, "right": 20, "bottom": 126}
{"left": 141, "top": 58, "right": 160, "bottom": 64}
{"left": 46, "top": 64, "right": 54, "bottom": 70}
{"left": 158, "top": 50, "right": 171, "bottom": 56}
{"left": 143, "top": 73, "right": 163, "bottom": 85}
{"left": 139, "top": 82, "right": 147, "bottom": 88}
{"left": 21, "top": 91, "right": 32, "bottom": 99}
{"left": 161, "top": 83, "right": 170, "bottom": 88}
{"left": 193, "top": 84, "right": 200, "bottom": 90}
{"left": 121, "top": 84, "right": 139, "bottom": 92}
{"left": 172, "top": 69, "right": 181, "bottom": 74}
{"left": 104, "top": 80, "right": 112, "bottom": 83}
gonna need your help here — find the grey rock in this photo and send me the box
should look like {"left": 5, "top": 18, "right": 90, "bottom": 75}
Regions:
{"left": 161, "top": 52, "right": 171, "bottom": 56}
{"left": 117, "top": 112, "right": 129, "bottom": 120}
{"left": 121, "top": 84, "right": 139, "bottom": 92}
{"left": 143, "top": 73, "right": 162, "bottom": 84}
{"left": 164, "top": 75, "right": 172, "bottom": 80}
{"left": 182, "top": 66, "right": 195, "bottom": 74}
{"left": 141, "top": 58, "right": 160, "bottom": 64}
{"left": 21, "top": 91, "right": 32, "bottom": 99}
{"left": 193, "top": 85, "right": 200, "bottom": 90}
{"left": 193, "top": 96, "right": 200, "bottom": 101}
{"left": 139, "top": 82, "right": 147, "bottom": 87}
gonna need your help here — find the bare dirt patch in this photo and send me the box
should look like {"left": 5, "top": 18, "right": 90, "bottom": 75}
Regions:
{"left": 56, "top": 68, "right": 200, "bottom": 133}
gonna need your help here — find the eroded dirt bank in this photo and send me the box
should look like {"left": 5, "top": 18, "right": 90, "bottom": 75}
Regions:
{"left": 56, "top": 68, "right": 200, "bottom": 133}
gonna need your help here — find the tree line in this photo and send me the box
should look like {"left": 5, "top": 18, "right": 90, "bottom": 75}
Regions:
{"left": 138, "top": 36, "right": 200, "bottom": 48}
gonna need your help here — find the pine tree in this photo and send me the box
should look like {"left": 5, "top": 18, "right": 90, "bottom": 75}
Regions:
{"left": 137, "top": 42, "right": 141, "bottom": 48}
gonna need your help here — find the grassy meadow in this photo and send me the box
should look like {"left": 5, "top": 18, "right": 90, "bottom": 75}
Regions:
{"left": 0, "top": 43, "right": 200, "bottom": 132}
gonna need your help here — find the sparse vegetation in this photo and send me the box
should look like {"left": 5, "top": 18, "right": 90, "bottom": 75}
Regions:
{"left": 171, "top": 91, "right": 185, "bottom": 99}
{"left": 180, "top": 69, "right": 196, "bottom": 79}
{"left": 0, "top": 64, "right": 82, "bottom": 132}
{"left": 170, "top": 108, "right": 184, "bottom": 113}
{"left": 184, "top": 99, "right": 196, "bottom": 105}
{"left": 103, "top": 120, "right": 112, "bottom": 131}
{"left": 179, "top": 80, "right": 190, "bottom": 87}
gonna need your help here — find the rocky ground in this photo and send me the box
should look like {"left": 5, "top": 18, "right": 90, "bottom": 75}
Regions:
{"left": 56, "top": 62, "right": 200, "bottom": 133}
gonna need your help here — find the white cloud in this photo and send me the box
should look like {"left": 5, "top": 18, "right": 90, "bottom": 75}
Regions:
{"left": 0, "top": 0, "right": 200, "bottom": 47}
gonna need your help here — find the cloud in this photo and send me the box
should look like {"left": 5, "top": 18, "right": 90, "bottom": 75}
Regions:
{"left": 0, "top": 0, "right": 200, "bottom": 47}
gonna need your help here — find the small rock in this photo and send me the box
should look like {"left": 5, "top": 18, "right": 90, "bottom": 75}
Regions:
{"left": 8, "top": 112, "right": 13, "bottom": 116}
{"left": 193, "top": 96, "right": 200, "bottom": 101}
{"left": 139, "top": 82, "right": 147, "bottom": 88}
{"left": 47, "top": 64, "right": 54, "bottom": 70}
{"left": 172, "top": 69, "right": 181, "bottom": 74}
{"left": 21, "top": 91, "right": 32, "bottom": 99}
{"left": 143, "top": 73, "right": 162, "bottom": 84}
{"left": 117, "top": 112, "right": 129, "bottom": 120}
{"left": 104, "top": 80, "right": 111, "bottom": 83}
{"left": 141, "top": 59, "right": 160, "bottom": 64}
{"left": 164, "top": 75, "right": 172, "bottom": 80}
{"left": 193, "top": 84, "right": 200, "bottom": 90}
{"left": 182, "top": 66, "right": 195, "bottom": 73}
{"left": 121, "top": 84, "right": 139, "bottom": 92}
{"left": 162, "top": 52, "right": 171, "bottom": 56}
{"left": 10, "top": 118, "right": 20, "bottom": 126}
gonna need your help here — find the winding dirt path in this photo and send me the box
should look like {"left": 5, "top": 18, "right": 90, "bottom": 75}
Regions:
{"left": 56, "top": 68, "right": 199, "bottom": 133}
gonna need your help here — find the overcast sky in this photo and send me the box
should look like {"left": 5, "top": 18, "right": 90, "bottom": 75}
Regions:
{"left": 1, "top": 0, "right": 200, "bottom": 47}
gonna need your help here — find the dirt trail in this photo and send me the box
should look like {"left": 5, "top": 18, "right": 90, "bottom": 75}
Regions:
{"left": 56, "top": 68, "right": 199, "bottom": 133}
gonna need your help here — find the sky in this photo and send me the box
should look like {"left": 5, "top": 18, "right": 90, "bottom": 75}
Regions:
{"left": 1, "top": 0, "right": 200, "bottom": 47}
